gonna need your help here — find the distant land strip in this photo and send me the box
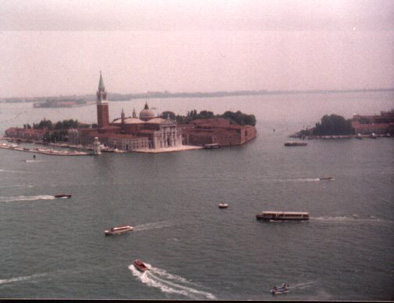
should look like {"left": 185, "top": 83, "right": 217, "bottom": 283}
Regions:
{"left": 2, "top": 88, "right": 394, "bottom": 103}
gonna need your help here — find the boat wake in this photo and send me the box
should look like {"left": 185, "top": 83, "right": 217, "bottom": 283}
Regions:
{"left": 0, "top": 273, "right": 47, "bottom": 286}
{"left": 24, "top": 160, "right": 48, "bottom": 163}
{"left": 0, "top": 195, "right": 56, "bottom": 203}
{"left": 271, "top": 178, "right": 321, "bottom": 183}
{"left": 133, "top": 221, "right": 178, "bottom": 232}
{"left": 312, "top": 215, "right": 392, "bottom": 225}
{"left": 0, "top": 168, "right": 27, "bottom": 173}
{"left": 288, "top": 281, "right": 317, "bottom": 290}
{"left": 128, "top": 263, "right": 216, "bottom": 300}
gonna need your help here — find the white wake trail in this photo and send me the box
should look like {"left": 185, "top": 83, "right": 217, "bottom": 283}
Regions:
{"left": 133, "top": 220, "right": 177, "bottom": 232}
{"left": 129, "top": 264, "right": 216, "bottom": 300}
{"left": 0, "top": 273, "right": 47, "bottom": 285}
{"left": 0, "top": 195, "right": 56, "bottom": 203}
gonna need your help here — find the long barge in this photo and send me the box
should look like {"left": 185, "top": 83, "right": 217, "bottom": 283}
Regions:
{"left": 256, "top": 211, "right": 309, "bottom": 221}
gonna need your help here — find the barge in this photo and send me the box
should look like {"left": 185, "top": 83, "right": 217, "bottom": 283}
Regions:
{"left": 256, "top": 211, "right": 309, "bottom": 221}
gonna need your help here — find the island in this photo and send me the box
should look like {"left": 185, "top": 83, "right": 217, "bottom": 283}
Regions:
{"left": 3, "top": 73, "right": 257, "bottom": 154}
{"left": 292, "top": 111, "right": 394, "bottom": 139}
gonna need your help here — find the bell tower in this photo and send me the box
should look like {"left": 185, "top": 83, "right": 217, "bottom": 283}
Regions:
{"left": 96, "top": 71, "right": 109, "bottom": 130}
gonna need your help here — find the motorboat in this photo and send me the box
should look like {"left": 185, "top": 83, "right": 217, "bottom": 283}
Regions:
{"left": 284, "top": 141, "right": 307, "bottom": 147}
{"left": 271, "top": 283, "right": 289, "bottom": 295}
{"left": 133, "top": 259, "right": 148, "bottom": 272}
{"left": 319, "top": 177, "right": 334, "bottom": 181}
{"left": 104, "top": 225, "right": 133, "bottom": 235}
{"left": 218, "top": 203, "right": 229, "bottom": 209}
{"left": 54, "top": 194, "right": 72, "bottom": 199}
{"left": 256, "top": 211, "right": 309, "bottom": 221}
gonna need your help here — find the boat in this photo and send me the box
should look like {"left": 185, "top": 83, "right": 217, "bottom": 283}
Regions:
{"left": 256, "top": 211, "right": 309, "bottom": 221}
{"left": 104, "top": 225, "right": 133, "bottom": 235}
{"left": 133, "top": 259, "right": 148, "bottom": 272}
{"left": 319, "top": 177, "right": 334, "bottom": 181}
{"left": 284, "top": 141, "right": 307, "bottom": 147}
{"left": 271, "top": 283, "right": 289, "bottom": 295}
{"left": 204, "top": 143, "right": 220, "bottom": 149}
{"left": 218, "top": 203, "right": 229, "bottom": 209}
{"left": 54, "top": 194, "right": 72, "bottom": 199}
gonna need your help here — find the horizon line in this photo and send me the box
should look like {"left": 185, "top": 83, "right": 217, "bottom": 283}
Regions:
{"left": 2, "top": 87, "right": 394, "bottom": 101}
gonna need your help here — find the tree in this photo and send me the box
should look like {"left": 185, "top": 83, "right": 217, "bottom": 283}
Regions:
{"left": 161, "top": 111, "right": 176, "bottom": 120}
{"left": 313, "top": 114, "right": 354, "bottom": 136}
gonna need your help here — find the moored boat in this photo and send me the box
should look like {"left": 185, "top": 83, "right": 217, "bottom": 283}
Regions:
{"left": 204, "top": 143, "right": 220, "bottom": 149}
{"left": 54, "top": 194, "right": 72, "bottom": 199}
{"left": 133, "top": 259, "right": 148, "bottom": 272}
{"left": 256, "top": 211, "right": 309, "bottom": 221}
{"left": 271, "top": 283, "right": 289, "bottom": 295}
{"left": 104, "top": 225, "right": 133, "bottom": 235}
{"left": 218, "top": 203, "right": 229, "bottom": 209}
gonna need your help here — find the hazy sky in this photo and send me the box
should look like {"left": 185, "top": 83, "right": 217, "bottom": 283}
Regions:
{"left": 0, "top": 0, "right": 393, "bottom": 98}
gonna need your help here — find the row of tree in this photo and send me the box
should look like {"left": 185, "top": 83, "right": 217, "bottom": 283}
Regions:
{"left": 297, "top": 114, "right": 354, "bottom": 137}
{"left": 161, "top": 110, "right": 256, "bottom": 126}
{"left": 23, "top": 119, "right": 81, "bottom": 130}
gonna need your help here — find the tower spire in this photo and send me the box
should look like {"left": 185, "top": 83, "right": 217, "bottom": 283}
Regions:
{"left": 96, "top": 72, "right": 109, "bottom": 129}
{"left": 98, "top": 71, "right": 105, "bottom": 91}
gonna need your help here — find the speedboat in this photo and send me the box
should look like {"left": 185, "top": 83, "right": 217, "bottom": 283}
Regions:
{"left": 271, "top": 283, "right": 289, "bottom": 295}
{"left": 319, "top": 177, "right": 334, "bottom": 181}
{"left": 133, "top": 259, "right": 148, "bottom": 272}
{"left": 218, "top": 203, "right": 229, "bottom": 209}
{"left": 104, "top": 225, "right": 133, "bottom": 235}
{"left": 54, "top": 194, "right": 72, "bottom": 199}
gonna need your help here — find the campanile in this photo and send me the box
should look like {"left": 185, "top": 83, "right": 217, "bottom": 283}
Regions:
{"left": 96, "top": 71, "right": 109, "bottom": 129}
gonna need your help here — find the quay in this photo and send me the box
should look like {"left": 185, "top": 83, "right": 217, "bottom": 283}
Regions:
{"left": 0, "top": 142, "right": 90, "bottom": 156}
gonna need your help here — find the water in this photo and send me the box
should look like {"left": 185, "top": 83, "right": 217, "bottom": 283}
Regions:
{"left": 0, "top": 91, "right": 393, "bottom": 300}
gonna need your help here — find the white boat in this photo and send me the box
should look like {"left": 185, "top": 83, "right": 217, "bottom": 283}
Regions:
{"left": 104, "top": 225, "right": 133, "bottom": 235}
{"left": 256, "top": 211, "right": 309, "bottom": 221}
{"left": 218, "top": 203, "right": 229, "bottom": 209}
{"left": 271, "top": 283, "right": 289, "bottom": 295}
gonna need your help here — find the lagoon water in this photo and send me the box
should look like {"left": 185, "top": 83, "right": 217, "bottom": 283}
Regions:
{"left": 0, "top": 91, "right": 393, "bottom": 300}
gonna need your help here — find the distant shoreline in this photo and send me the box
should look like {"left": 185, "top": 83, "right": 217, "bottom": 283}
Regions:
{"left": 2, "top": 87, "right": 393, "bottom": 103}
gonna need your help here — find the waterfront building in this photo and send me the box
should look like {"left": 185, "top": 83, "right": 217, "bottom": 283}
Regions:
{"left": 180, "top": 118, "right": 257, "bottom": 147}
{"left": 351, "top": 110, "right": 394, "bottom": 135}
{"left": 68, "top": 73, "right": 183, "bottom": 151}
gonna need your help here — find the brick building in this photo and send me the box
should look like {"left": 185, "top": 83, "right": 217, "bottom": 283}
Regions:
{"left": 351, "top": 110, "right": 394, "bottom": 135}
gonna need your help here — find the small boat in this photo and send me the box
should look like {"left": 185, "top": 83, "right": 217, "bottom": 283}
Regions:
{"left": 54, "top": 194, "right": 72, "bottom": 199}
{"left": 319, "top": 177, "right": 334, "bottom": 181}
{"left": 104, "top": 225, "right": 133, "bottom": 235}
{"left": 271, "top": 283, "right": 289, "bottom": 295}
{"left": 133, "top": 259, "right": 148, "bottom": 272}
{"left": 284, "top": 141, "right": 307, "bottom": 147}
{"left": 218, "top": 203, "right": 228, "bottom": 209}
{"left": 204, "top": 143, "right": 220, "bottom": 149}
{"left": 256, "top": 211, "right": 309, "bottom": 221}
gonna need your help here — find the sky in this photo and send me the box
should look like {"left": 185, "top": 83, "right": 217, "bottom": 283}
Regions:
{"left": 0, "top": 0, "right": 393, "bottom": 98}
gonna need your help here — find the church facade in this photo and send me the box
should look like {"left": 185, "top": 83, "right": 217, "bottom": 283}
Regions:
{"left": 68, "top": 73, "right": 183, "bottom": 151}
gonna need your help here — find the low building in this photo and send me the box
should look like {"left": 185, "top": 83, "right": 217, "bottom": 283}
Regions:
{"left": 180, "top": 118, "right": 257, "bottom": 147}
{"left": 351, "top": 110, "right": 394, "bottom": 135}
{"left": 4, "top": 127, "right": 46, "bottom": 142}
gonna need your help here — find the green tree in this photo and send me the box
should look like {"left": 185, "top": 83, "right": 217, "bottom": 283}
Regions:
{"left": 313, "top": 114, "right": 354, "bottom": 135}
{"left": 161, "top": 111, "right": 176, "bottom": 120}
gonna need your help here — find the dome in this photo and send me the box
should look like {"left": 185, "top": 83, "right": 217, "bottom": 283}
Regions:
{"left": 139, "top": 103, "right": 155, "bottom": 121}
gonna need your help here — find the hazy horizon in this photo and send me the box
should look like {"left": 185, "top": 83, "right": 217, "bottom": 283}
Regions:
{"left": 0, "top": 0, "right": 393, "bottom": 99}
